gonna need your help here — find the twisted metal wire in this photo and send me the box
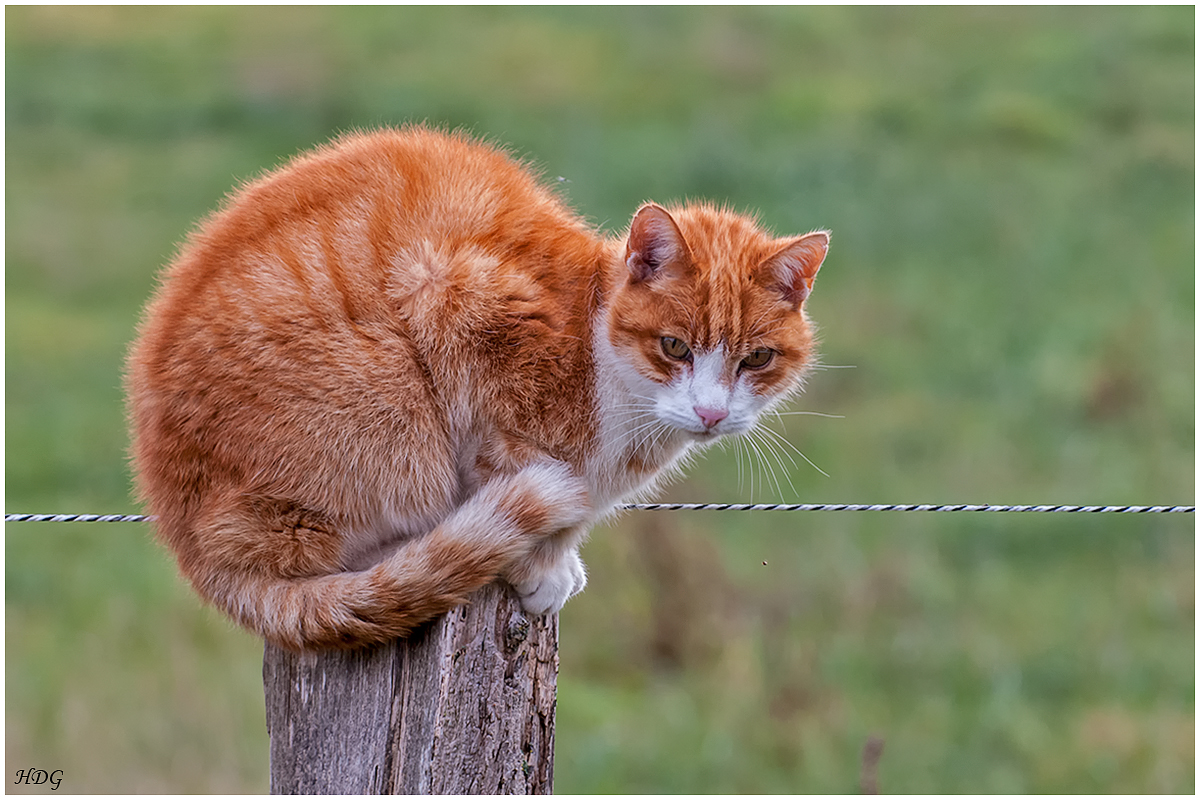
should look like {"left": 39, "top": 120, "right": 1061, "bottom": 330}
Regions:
{"left": 5, "top": 503, "right": 1194, "bottom": 524}
{"left": 5, "top": 514, "right": 155, "bottom": 523}
{"left": 625, "top": 503, "right": 1195, "bottom": 513}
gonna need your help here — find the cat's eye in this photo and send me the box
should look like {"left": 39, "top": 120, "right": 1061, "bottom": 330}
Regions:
{"left": 741, "top": 348, "right": 775, "bottom": 370}
{"left": 660, "top": 337, "right": 692, "bottom": 361}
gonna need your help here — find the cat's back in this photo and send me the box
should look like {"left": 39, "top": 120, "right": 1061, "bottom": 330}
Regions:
{"left": 134, "top": 125, "right": 597, "bottom": 358}
{"left": 168, "top": 126, "right": 577, "bottom": 285}
{"left": 247, "top": 126, "right": 572, "bottom": 242}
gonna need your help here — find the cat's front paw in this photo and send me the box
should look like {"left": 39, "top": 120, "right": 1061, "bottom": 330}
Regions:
{"left": 494, "top": 460, "right": 592, "bottom": 538}
{"left": 511, "top": 547, "right": 588, "bottom": 616}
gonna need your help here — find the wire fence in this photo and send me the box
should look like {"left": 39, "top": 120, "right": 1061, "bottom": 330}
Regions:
{"left": 4, "top": 503, "right": 1194, "bottom": 524}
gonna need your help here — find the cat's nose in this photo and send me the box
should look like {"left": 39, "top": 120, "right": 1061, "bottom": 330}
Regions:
{"left": 693, "top": 405, "right": 728, "bottom": 429}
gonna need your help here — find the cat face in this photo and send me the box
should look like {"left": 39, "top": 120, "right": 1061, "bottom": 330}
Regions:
{"left": 605, "top": 203, "right": 828, "bottom": 441}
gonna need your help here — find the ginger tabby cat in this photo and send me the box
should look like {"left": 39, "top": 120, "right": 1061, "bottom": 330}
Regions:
{"left": 126, "top": 126, "right": 829, "bottom": 650}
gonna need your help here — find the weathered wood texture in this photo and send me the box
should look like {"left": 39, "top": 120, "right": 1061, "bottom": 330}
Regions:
{"left": 263, "top": 582, "right": 557, "bottom": 794}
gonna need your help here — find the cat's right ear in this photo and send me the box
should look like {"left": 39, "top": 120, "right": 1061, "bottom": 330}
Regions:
{"left": 625, "top": 203, "right": 691, "bottom": 283}
{"left": 759, "top": 231, "right": 829, "bottom": 309}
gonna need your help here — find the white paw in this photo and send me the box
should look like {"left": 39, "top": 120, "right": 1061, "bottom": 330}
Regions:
{"left": 513, "top": 548, "right": 588, "bottom": 616}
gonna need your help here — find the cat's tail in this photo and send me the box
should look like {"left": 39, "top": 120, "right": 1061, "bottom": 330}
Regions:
{"left": 190, "top": 462, "right": 591, "bottom": 650}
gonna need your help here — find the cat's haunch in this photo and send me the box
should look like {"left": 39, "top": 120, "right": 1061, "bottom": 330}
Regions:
{"left": 126, "top": 126, "right": 829, "bottom": 650}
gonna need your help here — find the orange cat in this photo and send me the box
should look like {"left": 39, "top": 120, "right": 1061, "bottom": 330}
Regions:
{"left": 126, "top": 126, "right": 829, "bottom": 650}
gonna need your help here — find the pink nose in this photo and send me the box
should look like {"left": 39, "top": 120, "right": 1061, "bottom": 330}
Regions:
{"left": 693, "top": 406, "right": 728, "bottom": 429}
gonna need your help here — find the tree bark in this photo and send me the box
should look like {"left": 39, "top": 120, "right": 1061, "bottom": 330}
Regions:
{"left": 263, "top": 582, "right": 557, "bottom": 794}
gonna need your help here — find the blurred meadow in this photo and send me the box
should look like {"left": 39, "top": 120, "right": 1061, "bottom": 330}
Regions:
{"left": 5, "top": 6, "right": 1194, "bottom": 793}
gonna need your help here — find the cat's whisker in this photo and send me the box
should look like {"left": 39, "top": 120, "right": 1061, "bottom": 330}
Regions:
{"left": 606, "top": 409, "right": 653, "bottom": 425}
{"left": 746, "top": 427, "right": 788, "bottom": 500}
{"left": 608, "top": 390, "right": 659, "bottom": 408}
{"left": 752, "top": 427, "right": 803, "bottom": 500}
{"left": 734, "top": 429, "right": 772, "bottom": 496}
{"left": 732, "top": 433, "right": 754, "bottom": 500}
{"left": 757, "top": 422, "right": 830, "bottom": 479}
{"left": 607, "top": 415, "right": 673, "bottom": 460}
{"left": 735, "top": 435, "right": 753, "bottom": 501}
{"left": 795, "top": 448, "right": 829, "bottom": 480}
{"left": 753, "top": 426, "right": 807, "bottom": 499}
{"left": 771, "top": 411, "right": 845, "bottom": 418}
{"left": 607, "top": 403, "right": 655, "bottom": 415}
{"left": 650, "top": 419, "right": 677, "bottom": 450}
{"left": 603, "top": 401, "right": 657, "bottom": 422}
{"left": 753, "top": 424, "right": 799, "bottom": 472}
{"left": 732, "top": 435, "right": 746, "bottom": 497}
{"left": 603, "top": 426, "right": 654, "bottom": 460}
{"left": 739, "top": 428, "right": 780, "bottom": 501}
{"left": 615, "top": 415, "right": 665, "bottom": 438}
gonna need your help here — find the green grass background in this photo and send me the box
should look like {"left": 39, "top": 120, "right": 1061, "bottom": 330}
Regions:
{"left": 5, "top": 6, "right": 1193, "bottom": 793}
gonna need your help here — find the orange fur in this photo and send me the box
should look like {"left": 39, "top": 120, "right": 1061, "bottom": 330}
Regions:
{"left": 126, "top": 126, "right": 829, "bottom": 650}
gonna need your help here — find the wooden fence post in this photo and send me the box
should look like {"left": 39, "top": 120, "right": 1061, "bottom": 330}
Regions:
{"left": 262, "top": 582, "right": 557, "bottom": 794}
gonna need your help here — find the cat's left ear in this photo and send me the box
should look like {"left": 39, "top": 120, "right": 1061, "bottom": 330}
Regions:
{"left": 625, "top": 203, "right": 693, "bottom": 283}
{"left": 759, "top": 231, "right": 829, "bottom": 309}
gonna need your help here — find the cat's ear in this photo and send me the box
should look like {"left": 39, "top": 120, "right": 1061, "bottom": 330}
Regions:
{"left": 625, "top": 203, "right": 692, "bottom": 283}
{"left": 759, "top": 231, "right": 829, "bottom": 308}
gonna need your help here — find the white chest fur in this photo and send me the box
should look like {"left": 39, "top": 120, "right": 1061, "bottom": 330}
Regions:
{"left": 585, "top": 316, "right": 699, "bottom": 519}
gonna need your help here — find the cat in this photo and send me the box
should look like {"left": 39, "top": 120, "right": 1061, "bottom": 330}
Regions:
{"left": 126, "top": 125, "right": 829, "bottom": 650}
